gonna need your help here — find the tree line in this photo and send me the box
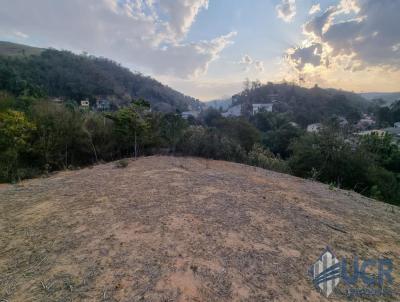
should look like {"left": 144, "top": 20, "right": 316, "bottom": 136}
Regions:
{"left": 1, "top": 93, "right": 399, "bottom": 205}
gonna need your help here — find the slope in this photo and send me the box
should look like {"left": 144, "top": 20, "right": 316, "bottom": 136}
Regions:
{"left": 0, "top": 156, "right": 398, "bottom": 301}
{"left": 0, "top": 41, "right": 43, "bottom": 57}
{"left": 0, "top": 41, "right": 202, "bottom": 112}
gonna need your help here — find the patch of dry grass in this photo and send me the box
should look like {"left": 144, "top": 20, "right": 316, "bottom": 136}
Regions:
{"left": 0, "top": 156, "right": 399, "bottom": 301}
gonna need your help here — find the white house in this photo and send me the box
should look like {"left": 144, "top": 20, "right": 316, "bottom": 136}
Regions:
{"left": 80, "top": 99, "right": 90, "bottom": 108}
{"left": 181, "top": 111, "right": 199, "bottom": 119}
{"left": 222, "top": 104, "right": 242, "bottom": 117}
{"left": 252, "top": 103, "right": 273, "bottom": 115}
{"left": 307, "top": 123, "right": 322, "bottom": 133}
{"left": 355, "top": 129, "right": 386, "bottom": 136}
{"left": 356, "top": 114, "right": 375, "bottom": 130}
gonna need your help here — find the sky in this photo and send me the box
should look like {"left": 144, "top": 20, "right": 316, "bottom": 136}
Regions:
{"left": 0, "top": 0, "right": 399, "bottom": 101}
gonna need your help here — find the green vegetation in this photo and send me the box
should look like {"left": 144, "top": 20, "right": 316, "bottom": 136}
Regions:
{"left": 0, "top": 44, "right": 399, "bottom": 205}
{"left": 234, "top": 81, "right": 365, "bottom": 126}
{"left": 0, "top": 43, "right": 202, "bottom": 112}
{"left": 370, "top": 100, "right": 400, "bottom": 127}
{"left": 1, "top": 91, "right": 399, "bottom": 205}
{"left": 0, "top": 41, "right": 43, "bottom": 57}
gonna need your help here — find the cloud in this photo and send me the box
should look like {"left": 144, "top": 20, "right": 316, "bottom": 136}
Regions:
{"left": 285, "top": 0, "right": 400, "bottom": 78}
{"left": 13, "top": 31, "right": 28, "bottom": 39}
{"left": 276, "top": 0, "right": 296, "bottom": 23}
{"left": 240, "top": 54, "right": 253, "bottom": 65}
{"left": 159, "top": 0, "right": 208, "bottom": 40}
{"left": 254, "top": 60, "right": 265, "bottom": 72}
{"left": 0, "top": 0, "right": 234, "bottom": 78}
{"left": 286, "top": 43, "right": 323, "bottom": 70}
{"left": 309, "top": 4, "right": 321, "bottom": 15}
{"left": 238, "top": 55, "right": 264, "bottom": 73}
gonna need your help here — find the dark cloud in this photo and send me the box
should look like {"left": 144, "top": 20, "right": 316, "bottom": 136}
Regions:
{"left": 287, "top": 43, "right": 323, "bottom": 69}
{"left": 287, "top": 0, "right": 400, "bottom": 72}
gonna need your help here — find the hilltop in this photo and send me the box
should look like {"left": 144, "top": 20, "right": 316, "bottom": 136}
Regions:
{"left": 230, "top": 82, "right": 368, "bottom": 126}
{"left": 0, "top": 156, "right": 398, "bottom": 301}
{"left": 0, "top": 41, "right": 202, "bottom": 112}
{"left": 360, "top": 92, "right": 400, "bottom": 105}
{"left": 0, "top": 41, "right": 43, "bottom": 57}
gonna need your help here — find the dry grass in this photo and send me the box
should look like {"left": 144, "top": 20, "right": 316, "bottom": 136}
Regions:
{"left": 0, "top": 156, "right": 399, "bottom": 301}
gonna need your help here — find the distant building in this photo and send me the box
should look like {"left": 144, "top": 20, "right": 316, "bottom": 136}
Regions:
{"left": 96, "top": 99, "right": 111, "bottom": 111}
{"left": 338, "top": 116, "right": 348, "bottom": 127}
{"left": 80, "top": 99, "right": 90, "bottom": 109}
{"left": 307, "top": 123, "right": 322, "bottom": 133}
{"left": 252, "top": 103, "right": 273, "bottom": 115}
{"left": 222, "top": 104, "right": 242, "bottom": 117}
{"left": 394, "top": 122, "right": 400, "bottom": 128}
{"left": 181, "top": 111, "right": 199, "bottom": 119}
{"left": 356, "top": 114, "right": 375, "bottom": 130}
{"left": 355, "top": 129, "right": 386, "bottom": 137}
{"left": 51, "top": 97, "right": 63, "bottom": 103}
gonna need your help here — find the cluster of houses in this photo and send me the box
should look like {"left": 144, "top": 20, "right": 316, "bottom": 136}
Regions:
{"left": 181, "top": 102, "right": 275, "bottom": 120}
{"left": 51, "top": 96, "right": 112, "bottom": 111}
{"left": 305, "top": 113, "right": 400, "bottom": 144}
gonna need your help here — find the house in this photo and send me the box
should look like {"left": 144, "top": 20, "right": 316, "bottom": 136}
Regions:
{"left": 222, "top": 104, "right": 242, "bottom": 117}
{"left": 394, "top": 122, "right": 400, "bottom": 128}
{"left": 338, "top": 116, "right": 348, "bottom": 127}
{"left": 181, "top": 111, "right": 199, "bottom": 119}
{"left": 51, "top": 97, "right": 63, "bottom": 103}
{"left": 80, "top": 99, "right": 90, "bottom": 109}
{"left": 96, "top": 99, "right": 111, "bottom": 111}
{"left": 252, "top": 103, "right": 273, "bottom": 115}
{"left": 355, "top": 129, "right": 386, "bottom": 137}
{"left": 356, "top": 114, "right": 375, "bottom": 130}
{"left": 307, "top": 123, "right": 322, "bottom": 133}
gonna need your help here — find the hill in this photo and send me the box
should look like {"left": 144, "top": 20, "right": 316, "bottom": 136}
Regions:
{"left": 231, "top": 82, "right": 368, "bottom": 126}
{"left": 0, "top": 156, "right": 398, "bottom": 301}
{"left": 360, "top": 92, "right": 400, "bottom": 105}
{"left": 0, "top": 41, "right": 202, "bottom": 112}
{"left": 0, "top": 41, "right": 43, "bottom": 57}
{"left": 205, "top": 97, "right": 232, "bottom": 111}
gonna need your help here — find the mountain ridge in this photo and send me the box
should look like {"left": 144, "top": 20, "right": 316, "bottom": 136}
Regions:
{"left": 0, "top": 41, "right": 203, "bottom": 112}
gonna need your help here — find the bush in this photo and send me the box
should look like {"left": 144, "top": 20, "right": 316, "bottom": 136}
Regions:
{"left": 177, "top": 126, "right": 246, "bottom": 162}
{"left": 367, "top": 166, "right": 399, "bottom": 205}
{"left": 247, "top": 144, "right": 290, "bottom": 173}
{"left": 115, "top": 159, "right": 129, "bottom": 168}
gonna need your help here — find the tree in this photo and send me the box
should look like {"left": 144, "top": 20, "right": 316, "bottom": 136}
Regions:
{"left": 289, "top": 124, "right": 369, "bottom": 189}
{"left": 0, "top": 110, "right": 36, "bottom": 181}
{"left": 107, "top": 100, "right": 150, "bottom": 158}
{"left": 160, "top": 113, "right": 187, "bottom": 153}
{"left": 215, "top": 118, "right": 261, "bottom": 152}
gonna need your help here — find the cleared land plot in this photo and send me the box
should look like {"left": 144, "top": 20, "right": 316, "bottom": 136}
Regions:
{"left": 0, "top": 156, "right": 399, "bottom": 301}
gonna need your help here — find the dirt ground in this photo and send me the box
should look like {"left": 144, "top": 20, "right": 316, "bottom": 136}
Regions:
{"left": 0, "top": 156, "right": 399, "bottom": 301}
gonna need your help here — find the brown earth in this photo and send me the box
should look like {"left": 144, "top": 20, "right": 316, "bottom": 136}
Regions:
{"left": 0, "top": 156, "right": 399, "bottom": 301}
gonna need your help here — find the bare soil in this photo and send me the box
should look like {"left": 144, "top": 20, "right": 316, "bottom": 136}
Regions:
{"left": 0, "top": 156, "right": 399, "bottom": 301}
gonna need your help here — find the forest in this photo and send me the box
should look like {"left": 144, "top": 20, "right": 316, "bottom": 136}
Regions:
{"left": 0, "top": 47, "right": 202, "bottom": 112}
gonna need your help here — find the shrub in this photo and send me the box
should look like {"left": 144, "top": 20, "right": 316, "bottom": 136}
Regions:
{"left": 115, "top": 159, "right": 129, "bottom": 168}
{"left": 247, "top": 144, "right": 290, "bottom": 173}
